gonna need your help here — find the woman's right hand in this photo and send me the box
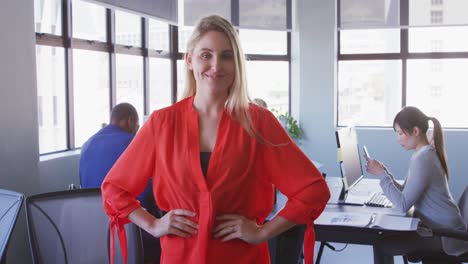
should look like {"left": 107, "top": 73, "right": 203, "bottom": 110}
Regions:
{"left": 150, "top": 209, "right": 198, "bottom": 238}
{"left": 365, "top": 156, "right": 386, "bottom": 176}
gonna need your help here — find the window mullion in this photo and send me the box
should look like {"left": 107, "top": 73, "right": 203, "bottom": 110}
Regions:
{"left": 64, "top": 0, "right": 75, "bottom": 150}
{"left": 170, "top": 25, "right": 179, "bottom": 104}
{"left": 401, "top": 0, "right": 409, "bottom": 108}
{"left": 143, "top": 17, "right": 150, "bottom": 115}
{"left": 108, "top": 9, "right": 116, "bottom": 110}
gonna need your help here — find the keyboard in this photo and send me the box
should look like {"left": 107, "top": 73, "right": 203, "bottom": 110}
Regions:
{"left": 365, "top": 192, "right": 393, "bottom": 208}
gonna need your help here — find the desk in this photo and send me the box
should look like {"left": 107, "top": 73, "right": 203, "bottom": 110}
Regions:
{"left": 314, "top": 177, "right": 420, "bottom": 264}
{"left": 268, "top": 177, "right": 420, "bottom": 264}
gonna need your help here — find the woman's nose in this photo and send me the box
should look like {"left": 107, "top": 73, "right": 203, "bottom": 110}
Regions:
{"left": 210, "top": 56, "right": 221, "bottom": 71}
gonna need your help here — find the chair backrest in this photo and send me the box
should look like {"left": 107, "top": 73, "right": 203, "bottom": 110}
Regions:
{"left": 458, "top": 185, "right": 468, "bottom": 228}
{"left": 0, "top": 189, "right": 24, "bottom": 263}
{"left": 26, "top": 188, "right": 143, "bottom": 264}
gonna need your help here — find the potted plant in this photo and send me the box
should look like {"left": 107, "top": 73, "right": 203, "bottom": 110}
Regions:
{"left": 275, "top": 111, "right": 304, "bottom": 144}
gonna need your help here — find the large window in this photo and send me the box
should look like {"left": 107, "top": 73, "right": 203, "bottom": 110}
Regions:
{"left": 116, "top": 54, "right": 144, "bottom": 124}
{"left": 35, "top": 0, "right": 172, "bottom": 152}
{"left": 73, "top": 50, "right": 110, "bottom": 147}
{"left": 35, "top": 0, "right": 291, "bottom": 154}
{"left": 36, "top": 45, "right": 67, "bottom": 153}
{"left": 338, "top": 0, "right": 468, "bottom": 127}
{"left": 245, "top": 61, "right": 289, "bottom": 113}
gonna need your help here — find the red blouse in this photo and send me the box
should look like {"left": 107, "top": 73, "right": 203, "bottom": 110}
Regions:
{"left": 102, "top": 96, "right": 330, "bottom": 264}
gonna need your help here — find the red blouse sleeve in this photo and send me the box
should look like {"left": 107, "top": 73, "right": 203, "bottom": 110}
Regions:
{"left": 255, "top": 109, "right": 330, "bottom": 222}
{"left": 254, "top": 108, "right": 330, "bottom": 264}
{"left": 101, "top": 112, "right": 158, "bottom": 264}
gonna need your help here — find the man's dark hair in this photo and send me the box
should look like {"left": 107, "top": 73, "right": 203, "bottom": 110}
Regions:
{"left": 110, "top": 103, "right": 138, "bottom": 123}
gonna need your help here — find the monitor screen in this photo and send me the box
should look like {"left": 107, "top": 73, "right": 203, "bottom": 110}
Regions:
{"left": 335, "top": 127, "right": 363, "bottom": 192}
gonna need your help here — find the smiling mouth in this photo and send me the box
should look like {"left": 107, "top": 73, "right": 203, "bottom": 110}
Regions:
{"left": 205, "top": 74, "right": 224, "bottom": 79}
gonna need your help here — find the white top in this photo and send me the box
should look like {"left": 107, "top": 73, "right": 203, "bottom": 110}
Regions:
{"left": 379, "top": 145, "right": 468, "bottom": 256}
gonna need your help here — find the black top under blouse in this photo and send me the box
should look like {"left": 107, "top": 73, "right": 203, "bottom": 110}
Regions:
{"left": 200, "top": 152, "right": 212, "bottom": 177}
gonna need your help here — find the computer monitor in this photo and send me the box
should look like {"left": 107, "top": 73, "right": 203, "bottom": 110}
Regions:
{"left": 335, "top": 127, "right": 364, "bottom": 201}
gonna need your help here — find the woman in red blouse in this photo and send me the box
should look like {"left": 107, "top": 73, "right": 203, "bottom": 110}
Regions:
{"left": 102, "top": 15, "right": 330, "bottom": 264}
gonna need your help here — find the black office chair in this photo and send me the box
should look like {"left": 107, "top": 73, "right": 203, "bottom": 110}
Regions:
{"left": 267, "top": 186, "right": 306, "bottom": 264}
{"left": 0, "top": 189, "right": 24, "bottom": 264}
{"left": 268, "top": 224, "right": 306, "bottom": 264}
{"left": 405, "top": 185, "right": 468, "bottom": 264}
{"left": 25, "top": 188, "right": 143, "bottom": 264}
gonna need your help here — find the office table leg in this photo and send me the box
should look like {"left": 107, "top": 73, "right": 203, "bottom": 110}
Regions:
{"left": 373, "top": 246, "right": 394, "bottom": 264}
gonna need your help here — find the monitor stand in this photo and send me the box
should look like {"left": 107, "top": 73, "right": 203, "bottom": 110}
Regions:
{"left": 337, "top": 177, "right": 368, "bottom": 206}
{"left": 337, "top": 178, "right": 348, "bottom": 204}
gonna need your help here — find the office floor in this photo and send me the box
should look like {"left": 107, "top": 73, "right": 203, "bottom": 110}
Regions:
{"left": 312, "top": 243, "right": 421, "bottom": 264}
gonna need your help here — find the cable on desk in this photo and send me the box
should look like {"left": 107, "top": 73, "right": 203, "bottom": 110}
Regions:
{"left": 330, "top": 243, "right": 348, "bottom": 252}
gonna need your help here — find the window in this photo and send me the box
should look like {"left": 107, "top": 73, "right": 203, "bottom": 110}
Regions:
{"left": 239, "top": 29, "right": 287, "bottom": 55}
{"left": 149, "top": 58, "right": 172, "bottom": 111}
{"left": 72, "top": 0, "right": 106, "bottom": 41}
{"left": 35, "top": 45, "right": 67, "bottom": 153}
{"left": 73, "top": 50, "right": 110, "bottom": 147}
{"left": 430, "top": 10, "right": 443, "bottom": 24}
{"left": 116, "top": 54, "right": 144, "bottom": 123}
{"left": 38, "top": 96, "right": 44, "bottom": 127}
{"left": 246, "top": 61, "right": 289, "bottom": 113}
{"left": 407, "top": 59, "right": 468, "bottom": 128}
{"left": 338, "top": 0, "right": 468, "bottom": 127}
{"left": 429, "top": 85, "right": 443, "bottom": 97}
{"left": 430, "top": 40, "right": 443, "bottom": 52}
{"left": 409, "top": 27, "right": 468, "bottom": 53}
{"left": 338, "top": 60, "right": 402, "bottom": 127}
{"left": 35, "top": 0, "right": 291, "bottom": 154}
{"left": 178, "top": 26, "right": 194, "bottom": 53}
{"left": 149, "top": 19, "right": 169, "bottom": 51}
{"left": 34, "top": 0, "right": 62, "bottom": 35}
{"left": 115, "top": 10, "right": 141, "bottom": 47}
{"left": 177, "top": 60, "right": 186, "bottom": 100}
{"left": 430, "top": 60, "right": 443, "bottom": 72}
{"left": 340, "top": 29, "right": 400, "bottom": 54}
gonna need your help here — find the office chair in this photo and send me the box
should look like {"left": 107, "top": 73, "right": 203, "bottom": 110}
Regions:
{"left": 405, "top": 185, "right": 468, "bottom": 264}
{"left": 0, "top": 189, "right": 24, "bottom": 264}
{"left": 268, "top": 224, "right": 306, "bottom": 264}
{"left": 25, "top": 188, "right": 143, "bottom": 264}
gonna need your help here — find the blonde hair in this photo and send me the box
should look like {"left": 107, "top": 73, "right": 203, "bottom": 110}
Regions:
{"left": 182, "top": 15, "right": 258, "bottom": 139}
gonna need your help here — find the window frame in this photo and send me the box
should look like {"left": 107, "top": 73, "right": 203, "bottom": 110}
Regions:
{"left": 337, "top": 0, "right": 468, "bottom": 128}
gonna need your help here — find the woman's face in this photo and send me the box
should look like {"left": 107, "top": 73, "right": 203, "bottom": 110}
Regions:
{"left": 187, "top": 30, "right": 235, "bottom": 96}
{"left": 394, "top": 123, "right": 418, "bottom": 150}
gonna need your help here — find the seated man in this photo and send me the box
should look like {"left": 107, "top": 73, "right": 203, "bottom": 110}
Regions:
{"left": 79, "top": 103, "right": 161, "bottom": 264}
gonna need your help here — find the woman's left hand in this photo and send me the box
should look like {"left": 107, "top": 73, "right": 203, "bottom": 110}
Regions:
{"left": 366, "top": 158, "right": 386, "bottom": 176}
{"left": 213, "top": 214, "right": 265, "bottom": 244}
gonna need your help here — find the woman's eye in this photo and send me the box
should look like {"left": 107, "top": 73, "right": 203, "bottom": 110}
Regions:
{"left": 201, "top": 53, "right": 211, "bottom": 59}
{"left": 222, "top": 53, "right": 233, "bottom": 60}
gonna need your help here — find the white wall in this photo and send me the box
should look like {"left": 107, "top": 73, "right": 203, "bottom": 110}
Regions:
{"left": 38, "top": 153, "right": 81, "bottom": 192}
{"left": 0, "top": 1, "right": 39, "bottom": 263}
{"left": 0, "top": 2, "right": 80, "bottom": 263}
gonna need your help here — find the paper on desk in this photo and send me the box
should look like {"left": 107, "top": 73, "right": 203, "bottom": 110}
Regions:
{"left": 316, "top": 212, "right": 372, "bottom": 227}
{"left": 316, "top": 212, "right": 419, "bottom": 231}
{"left": 372, "top": 214, "right": 419, "bottom": 231}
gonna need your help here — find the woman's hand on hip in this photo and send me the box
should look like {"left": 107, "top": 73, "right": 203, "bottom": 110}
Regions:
{"left": 150, "top": 209, "right": 198, "bottom": 238}
{"left": 213, "top": 214, "right": 265, "bottom": 244}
